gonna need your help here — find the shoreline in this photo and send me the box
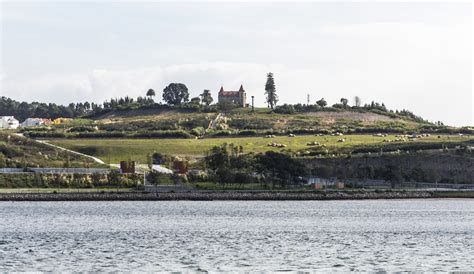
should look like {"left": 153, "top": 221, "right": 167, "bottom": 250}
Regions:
{"left": 1, "top": 190, "right": 471, "bottom": 201}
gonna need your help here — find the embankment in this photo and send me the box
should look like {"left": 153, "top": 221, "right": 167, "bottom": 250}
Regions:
{"left": 0, "top": 190, "right": 444, "bottom": 201}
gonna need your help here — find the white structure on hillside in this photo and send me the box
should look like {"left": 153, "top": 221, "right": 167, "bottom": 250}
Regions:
{"left": 0, "top": 116, "right": 19, "bottom": 129}
{"left": 21, "top": 118, "right": 52, "bottom": 127}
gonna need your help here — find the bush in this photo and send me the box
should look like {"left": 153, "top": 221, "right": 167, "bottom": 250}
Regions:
{"left": 25, "top": 132, "right": 66, "bottom": 138}
{"left": 208, "top": 130, "right": 232, "bottom": 137}
{"left": 68, "top": 126, "right": 96, "bottom": 133}
{"left": 133, "top": 130, "right": 193, "bottom": 139}
{"left": 228, "top": 118, "right": 274, "bottom": 130}
{"left": 0, "top": 144, "right": 22, "bottom": 158}
{"left": 237, "top": 130, "right": 258, "bottom": 136}
{"left": 274, "top": 104, "right": 295, "bottom": 114}
{"left": 190, "top": 127, "right": 205, "bottom": 136}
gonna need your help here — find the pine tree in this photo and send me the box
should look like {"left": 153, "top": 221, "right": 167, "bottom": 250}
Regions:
{"left": 265, "top": 72, "right": 278, "bottom": 109}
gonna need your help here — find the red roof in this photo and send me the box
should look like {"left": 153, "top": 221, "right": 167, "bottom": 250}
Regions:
{"left": 218, "top": 85, "right": 245, "bottom": 96}
{"left": 219, "top": 91, "right": 241, "bottom": 97}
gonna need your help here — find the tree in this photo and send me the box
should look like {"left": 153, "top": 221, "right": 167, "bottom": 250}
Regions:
{"left": 256, "top": 151, "right": 308, "bottom": 188}
{"left": 316, "top": 98, "right": 327, "bottom": 108}
{"left": 162, "top": 83, "right": 189, "bottom": 105}
{"left": 146, "top": 89, "right": 156, "bottom": 101}
{"left": 353, "top": 96, "right": 362, "bottom": 107}
{"left": 200, "top": 89, "right": 213, "bottom": 106}
{"left": 190, "top": 97, "right": 201, "bottom": 105}
{"left": 265, "top": 72, "right": 278, "bottom": 109}
{"left": 83, "top": 101, "right": 91, "bottom": 111}
{"left": 340, "top": 98, "right": 348, "bottom": 107}
{"left": 384, "top": 164, "right": 403, "bottom": 188}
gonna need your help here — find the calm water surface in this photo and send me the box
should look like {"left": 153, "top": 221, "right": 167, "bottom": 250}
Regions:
{"left": 0, "top": 200, "right": 473, "bottom": 272}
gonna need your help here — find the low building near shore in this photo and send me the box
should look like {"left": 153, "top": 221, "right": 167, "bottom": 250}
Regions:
{"left": 308, "top": 177, "right": 346, "bottom": 189}
{"left": 308, "top": 177, "right": 334, "bottom": 186}
{"left": 21, "top": 118, "right": 52, "bottom": 127}
{"left": 0, "top": 116, "right": 20, "bottom": 129}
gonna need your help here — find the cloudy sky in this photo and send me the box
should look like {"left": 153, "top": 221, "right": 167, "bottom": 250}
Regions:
{"left": 1, "top": 1, "right": 472, "bottom": 126}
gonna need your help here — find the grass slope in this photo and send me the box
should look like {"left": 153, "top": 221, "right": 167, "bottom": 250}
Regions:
{"left": 0, "top": 132, "right": 103, "bottom": 168}
{"left": 97, "top": 107, "right": 424, "bottom": 133}
{"left": 47, "top": 134, "right": 471, "bottom": 163}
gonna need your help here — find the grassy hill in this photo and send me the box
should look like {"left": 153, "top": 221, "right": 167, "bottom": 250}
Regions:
{"left": 21, "top": 106, "right": 471, "bottom": 140}
{"left": 13, "top": 105, "right": 473, "bottom": 166}
{"left": 0, "top": 132, "right": 102, "bottom": 168}
{"left": 47, "top": 134, "right": 472, "bottom": 163}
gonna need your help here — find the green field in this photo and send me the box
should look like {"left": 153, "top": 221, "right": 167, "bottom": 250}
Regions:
{"left": 47, "top": 134, "right": 471, "bottom": 163}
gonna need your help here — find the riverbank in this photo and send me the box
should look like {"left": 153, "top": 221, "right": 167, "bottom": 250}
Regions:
{"left": 2, "top": 190, "right": 471, "bottom": 201}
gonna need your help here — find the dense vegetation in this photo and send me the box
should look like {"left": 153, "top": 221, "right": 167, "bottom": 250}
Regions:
{"left": 192, "top": 142, "right": 473, "bottom": 187}
{"left": 274, "top": 102, "right": 429, "bottom": 124}
{"left": 0, "top": 172, "right": 141, "bottom": 188}
{"left": 201, "top": 143, "right": 307, "bottom": 188}
{"left": 306, "top": 148, "right": 473, "bottom": 185}
{"left": 0, "top": 96, "right": 94, "bottom": 121}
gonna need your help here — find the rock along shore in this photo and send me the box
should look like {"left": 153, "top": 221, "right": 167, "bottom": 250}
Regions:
{"left": 0, "top": 190, "right": 435, "bottom": 201}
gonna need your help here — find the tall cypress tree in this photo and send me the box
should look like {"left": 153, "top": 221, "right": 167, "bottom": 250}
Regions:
{"left": 265, "top": 72, "right": 278, "bottom": 109}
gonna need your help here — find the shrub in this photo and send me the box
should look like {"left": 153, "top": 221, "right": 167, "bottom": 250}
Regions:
{"left": 237, "top": 130, "right": 258, "bottom": 136}
{"left": 190, "top": 127, "right": 205, "bottom": 136}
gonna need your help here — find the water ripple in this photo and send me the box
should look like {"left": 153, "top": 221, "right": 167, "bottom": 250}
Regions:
{"left": 0, "top": 200, "right": 473, "bottom": 271}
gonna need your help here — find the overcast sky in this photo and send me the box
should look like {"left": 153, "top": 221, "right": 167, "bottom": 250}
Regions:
{"left": 1, "top": 1, "right": 472, "bottom": 126}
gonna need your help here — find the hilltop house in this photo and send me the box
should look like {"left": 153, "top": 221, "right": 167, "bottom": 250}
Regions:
{"left": 218, "top": 85, "right": 247, "bottom": 107}
{"left": 21, "top": 118, "right": 52, "bottom": 127}
{"left": 0, "top": 116, "right": 20, "bottom": 129}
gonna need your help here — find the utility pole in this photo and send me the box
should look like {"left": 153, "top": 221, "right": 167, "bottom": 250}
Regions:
{"left": 307, "top": 94, "right": 310, "bottom": 105}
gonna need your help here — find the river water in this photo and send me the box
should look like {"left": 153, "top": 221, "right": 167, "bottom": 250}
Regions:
{"left": 0, "top": 200, "right": 473, "bottom": 272}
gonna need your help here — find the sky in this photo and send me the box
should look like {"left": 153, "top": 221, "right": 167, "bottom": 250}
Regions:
{"left": 0, "top": 1, "right": 472, "bottom": 126}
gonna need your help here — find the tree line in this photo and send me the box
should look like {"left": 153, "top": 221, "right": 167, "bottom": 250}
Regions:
{"left": 201, "top": 143, "right": 308, "bottom": 188}
{"left": 2, "top": 73, "right": 432, "bottom": 125}
{"left": 0, "top": 96, "right": 96, "bottom": 121}
{"left": 0, "top": 83, "right": 214, "bottom": 121}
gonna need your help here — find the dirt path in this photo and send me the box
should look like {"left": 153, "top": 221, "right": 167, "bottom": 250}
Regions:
{"left": 201, "top": 112, "right": 223, "bottom": 137}
{"left": 37, "top": 139, "right": 106, "bottom": 165}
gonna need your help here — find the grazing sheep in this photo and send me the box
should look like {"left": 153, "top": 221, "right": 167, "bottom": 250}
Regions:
{"left": 268, "top": 142, "right": 286, "bottom": 148}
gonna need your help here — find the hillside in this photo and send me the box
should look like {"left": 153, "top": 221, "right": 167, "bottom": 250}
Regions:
{"left": 0, "top": 132, "right": 102, "bottom": 168}
{"left": 20, "top": 106, "right": 471, "bottom": 140}
{"left": 47, "top": 134, "right": 473, "bottom": 163}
